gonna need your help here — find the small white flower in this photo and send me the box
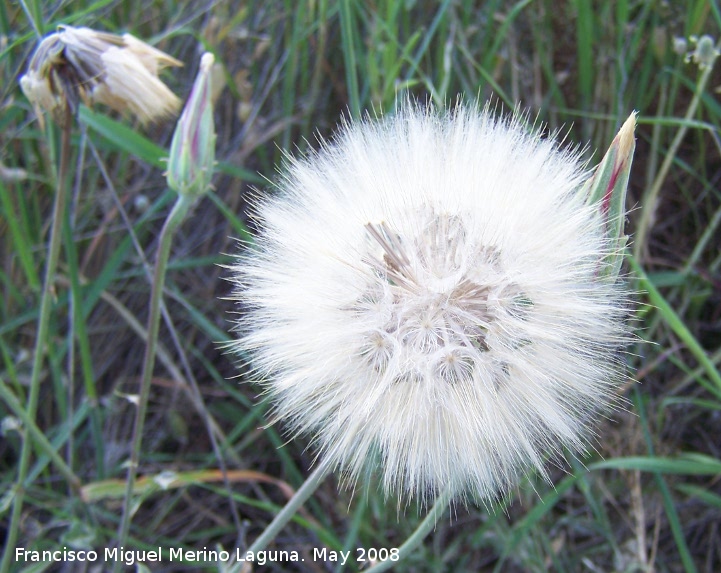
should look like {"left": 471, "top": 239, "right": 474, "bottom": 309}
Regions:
{"left": 673, "top": 36, "right": 688, "bottom": 56}
{"left": 229, "top": 103, "right": 632, "bottom": 505}
{"left": 685, "top": 35, "right": 720, "bottom": 70}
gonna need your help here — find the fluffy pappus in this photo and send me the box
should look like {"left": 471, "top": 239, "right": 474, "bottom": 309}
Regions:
{"left": 228, "top": 102, "right": 632, "bottom": 506}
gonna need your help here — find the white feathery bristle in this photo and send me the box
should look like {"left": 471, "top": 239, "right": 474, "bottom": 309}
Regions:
{"left": 228, "top": 103, "right": 631, "bottom": 506}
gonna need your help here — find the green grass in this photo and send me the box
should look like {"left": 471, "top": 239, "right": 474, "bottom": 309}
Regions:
{"left": 1, "top": 1, "right": 721, "bottom": 572}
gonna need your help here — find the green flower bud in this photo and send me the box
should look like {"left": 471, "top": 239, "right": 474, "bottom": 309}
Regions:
{"left": 581, "top": 112, "right": 636, "bottom": 281}
{"left": 166, "top": 52, "right": 216, "bottom": 198}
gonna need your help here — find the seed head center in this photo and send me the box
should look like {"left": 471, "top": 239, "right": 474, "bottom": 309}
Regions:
{"left": 354, "top": 214, "right": 519, "bottom": 385}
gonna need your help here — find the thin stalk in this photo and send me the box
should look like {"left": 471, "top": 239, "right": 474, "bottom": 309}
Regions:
{"left": 227, "top": 461, "right": 331, "bottom": 573}
{"left": 87, "top": 133, "right": 244, "bottom": 542}
{"left": 0, "top": 103, "right": 73, "bottom": 573}
{"left": 633, "top": 52, "right": 716, "bottom": 259}
{"left": 364, "top": 484, "right": 453, "bottom": 573}
{"left": 113, "top": 193, "right": 193, "bottom": 570}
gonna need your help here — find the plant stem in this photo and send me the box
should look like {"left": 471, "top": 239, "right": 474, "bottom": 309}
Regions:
{"left": 0, "top": 103, "right": 73, "bottom": 573}
{"left": 227, "top": 461, "right": 331, "bottom": 573}
{"left": 364, "top": 484, "right": 453, "bottom": 573}
{"left": 113, "top": 193, "right": 193, "bottom": 571}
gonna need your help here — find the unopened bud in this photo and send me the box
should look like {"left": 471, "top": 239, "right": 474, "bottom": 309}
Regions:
{"left": 582, "top": 112, "right": 637, "bottom": 280}
{"left": 166, "top": 53, "right": 217, "bottom": 198}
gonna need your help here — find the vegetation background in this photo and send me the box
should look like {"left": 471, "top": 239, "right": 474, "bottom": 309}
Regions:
{"left": 1, "top": 0, "right": 720, "bottom": 571}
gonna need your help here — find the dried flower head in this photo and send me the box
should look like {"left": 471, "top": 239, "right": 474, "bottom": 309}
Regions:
{"left": 229, "top": 104, "right": 634, "bottom": 505}
{"left": 20, "top": 25, "right": 182, "bottom": 126}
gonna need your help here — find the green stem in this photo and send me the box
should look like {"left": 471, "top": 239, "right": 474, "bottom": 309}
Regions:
{"left": 633, "top": 50, "right": 716, "bottom": 260}
{"left": 227, "top": 461, "right": 331, "bottom": 573}
{"left": 0, "top": 103, "right": 73, "bottom": 573}
{"left": 364, "top": 484, "right": 453, "bottom": 573}
{"left": 113, "top": 194, "right": 193, "bottom": 570}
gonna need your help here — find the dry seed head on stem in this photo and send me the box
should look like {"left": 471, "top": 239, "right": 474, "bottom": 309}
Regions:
{"left": 20, "top": 25, "right": 182, "bottom": 126}
{"left": 229, "top": 103, "right": 634, "bottom": 507}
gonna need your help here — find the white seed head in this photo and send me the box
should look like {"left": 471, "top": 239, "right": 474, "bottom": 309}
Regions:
{"left": 229, "top": 103, "right": 631, "bottom": 505}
